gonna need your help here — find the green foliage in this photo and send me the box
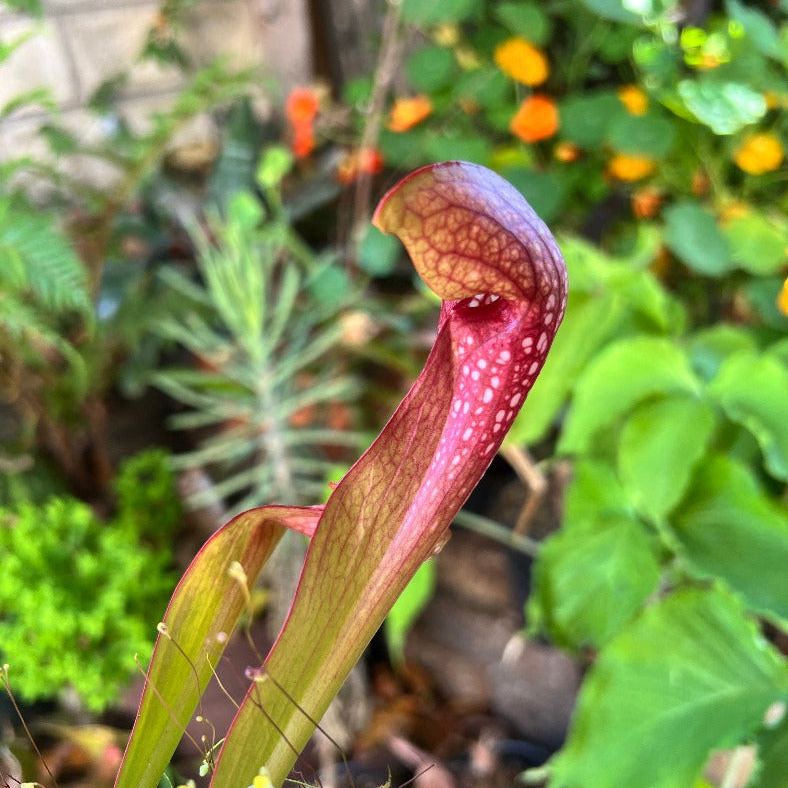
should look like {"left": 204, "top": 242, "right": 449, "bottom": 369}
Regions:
{"left": 509, "top": 234, "right": 788, "bottom": 783}
{"left": 113, "top": 448, "right": 182, "bottom": 542}
{"left": 663, "top": 201, "right": 732, "bottom": 276}
{"left": 0, "top": 202, "right": 91, "bottom": 316}
{"left": 708, "top": 351, "right": 788, "bottom": 481}
{"left": 528, "top": 513, "right": 660, "bottom": 650}
{"left": 401, "top": 0, "right": 482, "bottom": 25}
{"left": 154, "top": 178, "right": 361, "bottom": 510}
{"left": 677, "top": 79, "right": 767, "bottom": 135}
{"left": 0, "top": 451, "right": 180, "bottom": 711}
{"left": 385, "top": 559, "right": 436, "bottom": 664}
{"left": 617, "top": 394, "right": 716, "bottom": 522}
{"left": 550, "top": 587, "right": 788, "bottom": 788}
{"left": 723, "top": 214, "right": 786, "bottom": 276}
{"left": 507, "top": 234, "right": 682, "bottom": 446}
{"left": 1, "top": 0, "right": 42, "bottom": 16}
{"left": 558, "top": 336, "right": 701, "bottom": 454}
{"left": 673, "top": 456, "right": 788, "bottom": 624}
{"left": 0, "top": 200, "right": 91, "bottom": 405}
{"left": 405, "top": 47, "right": 456, "bottom": 93}
{"left": 358, "top": 226, "right": 401, "bottom": 277}
{"left": 0, "top": 12, "right": 256, "bottom": 495}
{"left": 494, "top": 1, "right": 552, "bottom": 45}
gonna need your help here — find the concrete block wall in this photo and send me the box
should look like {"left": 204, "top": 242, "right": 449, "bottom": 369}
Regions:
{"left": 0, "top": 0, "right": 313, "bottom": 180}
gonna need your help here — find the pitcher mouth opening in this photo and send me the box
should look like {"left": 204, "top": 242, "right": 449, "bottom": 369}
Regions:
{"left": 454, "top": 292, "right": 510, "bottom": 324}
{"left": 465, "top": 292, "right": 500, "bottom": 309}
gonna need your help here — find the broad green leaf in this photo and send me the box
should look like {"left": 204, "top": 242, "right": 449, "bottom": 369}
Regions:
{"left": 560, "top": 91, "right": 625, "bottom": 147}
{"left": 723, "top": 213, "right": 786, "bottom": 275}
{"left": 494, "top": 1, "right": 552, "bottom": 45}
{"left": 378, "top": 129, "right": 430, "bottom": 169}
{"left": 358, "top": 225, "right": 401, "bottom": 277}
{"left": 552, "top": 587, "right": 788, "bottom": 788}
{"left": 559, "top": 336, "right": 700, "bottom": 454}
{"left": 453, "top": 67, "right": 510, "bottom": 109}
{"left": 606, "top": 113, "right": 677, "bottom": 158}
{"left": 114, "top": 506, "right": 322, "bottom": 788}
{"left": 618, "top": 394, "right": 716, "bottom": 522}
{"left": 598, "top": 23, "right": 638, "bottom": 63}
{"left": 745, "top": 277, "right": 788, "bottom": 332}
{"left": 508, "top": 291, "right": 625, "bottom": 445}
{"left": 725, "top": 0, "right": 782, "bottom": 60}
{"left": 405, "top": 46, "right": 456, "bottom": 93}
{"left": 633, "top": 36, "right": 679, "bottom": 84}
{"left": 752, "top": 717, "right": 788, "bottom": 788}
{"left": 677, "top": 79, "right": 767, "bottom": 135}
{"left": 709, "top": 351, "right": 788, "bottom": 480}
{"left": 555, "top": 234, "right": 680, "bottom": 332}
{"left": 401, "top": 0, "right": 482, "bottom": 24}
{"left": 580, "top": 0, "right": 640, "bottom": 23}
{"left": 528, "top": 514, "right": 660, "bottom": 649}
{"left": 504, "top": 168, "right": 567, "bottom": 223}
{"left": 307, "top": 264, "right": 351, "bottom": 311}
{"left": 663, "top": 201, "right": 732, "bottom": 276}
{"left": 424, "top": 132, "right": 491, "bottom": 166}
{"left": 564, "top": 459, "right": 631, "bottom": 528}
{"left": 769, "top": 337, "right": 788, "bottom": 366}
{"left": 385, "top": 559, "right": 436, "bottom": 664}
{"left": 674, "top": 455, "right": 788, "bottom": 622}
{"left": 256, "top": 146, "right": 293, "bottom": 190}
{"left": 687, "top": 324, "right": 757, "bottom": 382}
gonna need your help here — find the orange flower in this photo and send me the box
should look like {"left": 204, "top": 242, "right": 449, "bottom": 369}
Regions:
{"left": 388, "top": 96, "right": 433, "bottom": 133}
{"left": 733, "top": 133, "right": 784, "bottom": 175}
{"left": 554, "top": 141, "right": 580, "bottom": 162}
{"left": 291, "top": 124, "right": 315, "bottom": 158}
{"left": 494, "top": 37, "right": 549, "bottom": 87}
{"left": 510, "top": 95, "right": 559, "bottom": 143}
{"left": 608, "top": 153, "right": 656, "bottom": 181}
{"left": 617, "top": 84, "right": 648, "bottom": 116}
{"left": 337, "top": 147, "right": 384, "bottom": 184}
{"left": 285, "top": 86, "right": 319, "bottom": 126}
{"left": 777, "top": 278, "right": 788, "bottom": 317}
{"left": 285, "top": 86, "right": 320, "bottom": 158}
{"left": 632, "top": 187, "right": 662, "bottom": 219}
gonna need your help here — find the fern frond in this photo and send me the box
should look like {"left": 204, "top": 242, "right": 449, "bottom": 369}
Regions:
{"left": 0, "top": 292, "right": 87, "bottom": 395}
{"left": 0, "top": 204, "right": 91, "bottom": 316}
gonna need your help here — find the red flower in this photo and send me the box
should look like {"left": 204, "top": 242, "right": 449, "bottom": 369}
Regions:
{"left": 285, "top": 86, "right": 320, "bottom": 159}
{"left": 285, "top": 87, "right": 319, "bottom": 126}
{"left": 337, "top": 147, "right": 385, "bottom": 184}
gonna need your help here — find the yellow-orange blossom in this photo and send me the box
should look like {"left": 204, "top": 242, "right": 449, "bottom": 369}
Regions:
{"left": 494, "top": 37, "right": 549, "bottom": 86}
{"left": 510, "top": 95, "right": 559, "bottom": 143}
{"left": 734, "top": 133, "right": 784, "bottom": 175}
{"left": 388, "top": 96, "right": 433, "bottom": 133}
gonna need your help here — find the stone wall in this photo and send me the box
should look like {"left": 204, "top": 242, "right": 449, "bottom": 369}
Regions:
{"left": 0, "top": 0, "right": 313, "bottom": 174}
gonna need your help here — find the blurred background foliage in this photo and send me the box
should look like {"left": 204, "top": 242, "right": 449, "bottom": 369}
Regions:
{"left": 0, "top": 0, "right": 786, "bottom": 786}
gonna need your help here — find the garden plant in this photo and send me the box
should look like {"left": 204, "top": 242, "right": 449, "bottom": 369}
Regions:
{"left": 0, "top": 0, "right": 786, "bottom": 786}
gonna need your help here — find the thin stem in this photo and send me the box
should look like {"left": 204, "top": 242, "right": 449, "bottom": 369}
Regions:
{"left": 349, "top": 0, "right": 404, "bottom": 252}
{"left": 453, "top": 510, "right": 540, "bottom": 556}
